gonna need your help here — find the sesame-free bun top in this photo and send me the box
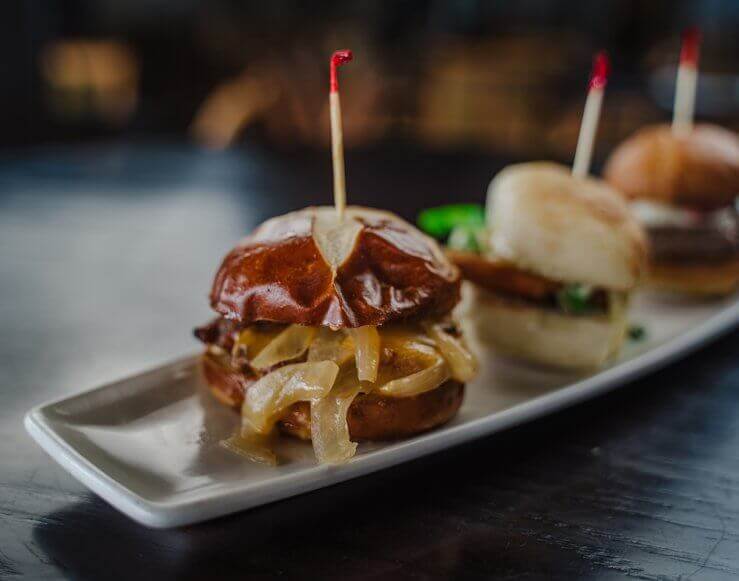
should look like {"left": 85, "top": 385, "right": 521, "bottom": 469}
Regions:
{"left": 210, "top": 206, "right": 460, "bottom": 329}
{"left": 486, "top": 162, "right": 647, "bottom": 290}
{"left": 603, "top": 123, "right": 739, "bottom": 210}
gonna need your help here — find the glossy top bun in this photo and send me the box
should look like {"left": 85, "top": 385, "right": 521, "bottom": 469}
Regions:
{"left": 604, "top": 123, "right": 739, "bottom": 210}
{"left": 210, "top": 206, "right": 460, "bottom": 329}
{"left": 487, "top": 162, "right": 647, "bottom": 290}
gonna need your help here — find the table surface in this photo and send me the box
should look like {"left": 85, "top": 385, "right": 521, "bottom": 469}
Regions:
{"left": 1, "top": 143, "right": 738, "bottom": 580}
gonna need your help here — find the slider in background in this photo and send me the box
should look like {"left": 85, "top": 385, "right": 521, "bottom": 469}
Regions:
{"left": 450, "top": 163, "right": 647, "bottom": 369}
{"left": 604, "top": 124, "right": 739, "bottom": 295}
{"left": 420, "top": 52, "right": 648, "bottom": 370}
{"left": 604, "top": 29, "right": 739, "bottom": 297}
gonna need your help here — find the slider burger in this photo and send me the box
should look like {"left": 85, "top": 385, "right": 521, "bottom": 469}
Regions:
{"left": 448, "top": 162, "right": 647, "bottom": 369}
{"left": 194, "top": 206, "right": 477, "bottom": 464}
{"left": 604, "top": 124, "right": 739, "bottom": 295}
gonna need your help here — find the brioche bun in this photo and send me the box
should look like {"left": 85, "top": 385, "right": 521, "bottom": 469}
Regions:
{"left": 603, "top": 124, "right": 739, "bottom": 211}
{"left": 486, "top": 162, "right": 647, "bottom": 290}
{"left": 647, "top": 259, "right": 739, "bottom": 296}
{"left": 211, "top": 206, "right": 460, "bottom": 329}
{"left": 469, "top": 287, "right": 628, "bottom": 369}
{"left": 201, "top": 352, "right": 464, "bottom": 440}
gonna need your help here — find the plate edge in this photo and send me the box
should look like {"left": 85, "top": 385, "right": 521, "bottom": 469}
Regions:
{"left": 24, "top": 409, "right": 175, "bottom": 528}
{"left": 22, "top": 298, "right": 739, "bottom": 528}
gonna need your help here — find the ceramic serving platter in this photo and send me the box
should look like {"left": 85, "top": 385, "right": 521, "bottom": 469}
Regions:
{"left": 25, "top": 289, "right": 739, "bottom": 528}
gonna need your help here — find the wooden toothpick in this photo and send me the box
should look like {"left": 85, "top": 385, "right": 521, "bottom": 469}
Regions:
{"left": 329, "top": 49, "right": 353, "bottom": 219}
{"left": 572, "top": 51, "right": 610, "bottom": 179}
{"left": 672, "top": 27, "right": 701, "bottom": 137}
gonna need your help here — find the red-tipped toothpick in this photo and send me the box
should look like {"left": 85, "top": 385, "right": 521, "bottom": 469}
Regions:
{"left": 672, "top": 26, "right": 701, "bottom": 137}
{"left": 329, "top": 49, "right": 353, "bottom": 219}
{"left": 572, "top": 51, "right": 610, "bottom": 179}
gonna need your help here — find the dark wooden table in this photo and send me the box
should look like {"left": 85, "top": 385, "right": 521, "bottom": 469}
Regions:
{"left": 1, "top": 143, "right": 738, "bottom": 580}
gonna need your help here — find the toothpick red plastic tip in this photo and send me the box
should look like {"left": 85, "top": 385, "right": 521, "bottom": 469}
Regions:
{"left": 330, "top": 49, "right": 353, "bottom": 93}
{"left": 588, "top": 51, "right": 610, "bottom": 91}
{"left": 680, "top": 26, "right": 701, "bottom": 68}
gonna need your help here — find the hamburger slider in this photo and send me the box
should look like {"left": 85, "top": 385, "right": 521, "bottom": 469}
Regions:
{"left": 449, "top": 162, "right": 647, "bottom": 369}
{"left": 604, "top": 123, "right": 739, "bottom": 295}
{"left": 604, "top": 27, "right": 739, "bottom": 295}
{"left": 194, "top": 206, "right": 477, "bottom": 464}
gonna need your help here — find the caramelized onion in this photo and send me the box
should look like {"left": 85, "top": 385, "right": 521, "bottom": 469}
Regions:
{"left": 310, "top": 381, "right": 361, "bottom": 464}
{"left": 220, "top": 317, "right": 475, "bottom": 465}
{"left": 307, "top": 328, "right": 355, "bottom": 365}
{"left": 220, "top": 429, "right": 277, "bottom": 466}
{"left": 242, "top": 361, "right": 339, "bottom": 433}
{"left": 377, "top": 358, "right": 449, "bottom": 397}
{"left": 250, "top": 324, "right": 316, "bottom": 371}
{"left": 425, "top": 323, "right": 478, "bottom": 382}
{"left": 371, "top": 330, "right": 447, "bottom": 397}
{"left": 378, "top": 334, "right": 439, "bottom": 376}
{"left": 351, "top": 326, "right": 380, "bottom": 382}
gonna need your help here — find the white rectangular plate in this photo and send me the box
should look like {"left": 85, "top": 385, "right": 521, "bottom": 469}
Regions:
{"left": 25, "top": 290, "right": 739, "bottom": 528}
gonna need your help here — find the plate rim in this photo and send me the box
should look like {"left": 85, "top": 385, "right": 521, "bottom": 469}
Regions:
{"left": 24, "top": 297, "right": 739, "bottom": 528}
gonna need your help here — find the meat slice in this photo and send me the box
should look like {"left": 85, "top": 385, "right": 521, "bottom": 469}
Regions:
{"left": 447, "top": 250, "right": 562, "bottom": 300}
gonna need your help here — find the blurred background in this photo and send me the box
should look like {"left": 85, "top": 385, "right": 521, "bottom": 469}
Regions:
{"left": 5, "top": 0, "right": 739, "bottom": 156}
{"left": 1, "top": 0, "right": 739, "bottom": 381}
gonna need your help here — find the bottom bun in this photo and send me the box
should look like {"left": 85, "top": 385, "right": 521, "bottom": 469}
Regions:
{"left": 469, "top": 288, "right": 627, "bottom": 369}
{"left": 201, "top": 353, "right": 464, "bottom": 441}
{"left": 648, "top": 260, "right": 739, "bottom": 296}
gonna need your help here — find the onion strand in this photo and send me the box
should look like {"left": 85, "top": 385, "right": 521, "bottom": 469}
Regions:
{"left": 351, "top": 326, "right": 380, "bottom": 382}
{"left": 425, "top": 323, "right": 478, "bottom": 382}
{"left": 242, "top": 361, "right": 339, "bottom": 433}
{"left": 250, "top": 325, "right": 316, "bottom": 371}
{"left": 310, "top": 382, "right": 361, "bottom": 464}
{"left": 377, "top": 359, "right": 449, "bottom": 397}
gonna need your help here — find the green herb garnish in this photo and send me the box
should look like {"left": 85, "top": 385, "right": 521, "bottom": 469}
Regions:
{"left": 417, "top": 204, "right": 485, "bottom": 240}
{"left": 557, "top": 284, "right": 594, "bottom": 315}
{"left": 448, "top": 224, "right": 487, "bottom": 253}
{"left": 628, "top": 325, "right": 646, "bottom": 341}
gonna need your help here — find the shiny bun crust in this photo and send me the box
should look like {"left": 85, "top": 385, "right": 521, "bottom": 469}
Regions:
{"left": 201, "top": 353, "right": 464, "bottom": 440}
{"left": 487, "top": 162, "right": 647, "bottom": 290}
{"left": 604, "top": 124, "right": 739, "bottom": 211}
{"left": 647, "top": 260, "right": 739, "bottom": 296}
{"left": 210, "top": 206, "right": 461, "bottom": 329}
{"left": 470, "top": 287, "right": 628, "bottom": 369}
